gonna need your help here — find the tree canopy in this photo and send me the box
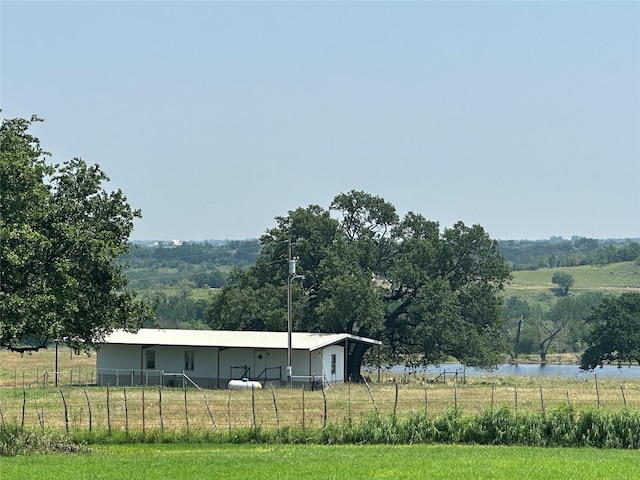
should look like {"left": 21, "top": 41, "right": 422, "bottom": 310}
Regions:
{"left": 551, "top": 271, "right": 575, "bottom": 296}
{"left": 0, "top": 115, "right": 152, "bottom": 352}
{"left": 207, "top": 190, "right": 511, "bottom": 378}
{"left": 580, "top": 292, "right": 640, "bottom": 370}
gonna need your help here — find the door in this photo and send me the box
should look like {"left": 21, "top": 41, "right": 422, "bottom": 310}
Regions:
{"left": 254, "top": 350, "right": 268, "bottom": 381}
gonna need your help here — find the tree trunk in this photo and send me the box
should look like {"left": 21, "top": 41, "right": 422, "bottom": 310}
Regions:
{"left": 512, "top": 316, "right": 522, "bottom": 361}
{"left": 346, "top": 343, "right": 373, "bottom": 382}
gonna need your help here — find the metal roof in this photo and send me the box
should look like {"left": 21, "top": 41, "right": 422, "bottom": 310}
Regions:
{"left": 101, "top": 329, "right": 381, "bottom": 352}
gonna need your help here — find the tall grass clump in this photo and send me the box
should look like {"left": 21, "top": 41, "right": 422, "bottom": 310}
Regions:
{"left": 459, "top": 406, "right": 543, "bottom": 445}
{"left": 29, "top": 407, "right": 640, "bottom": 449}
{"left": 576, "top": 408, "right": 640, "bottom": 448}
{"left": 0, "top": 425, "right": 89, "bottom": 456}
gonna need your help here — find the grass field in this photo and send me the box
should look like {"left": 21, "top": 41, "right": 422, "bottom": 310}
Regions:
{"left": 2, "top": 347, "right": 640, "bottom": 434}
{"left": 2, "top": 443, "right": 640, "bottom": 479}
{"left": 2, "top": 368, "right": 639, "bottom": 434}
{"left": 506, "top": 261, "right": 640, "bottom": 295}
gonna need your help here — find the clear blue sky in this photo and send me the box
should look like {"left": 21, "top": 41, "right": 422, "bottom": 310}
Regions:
{"left": 2, "top": 1, "right": 638, "bottom": 241}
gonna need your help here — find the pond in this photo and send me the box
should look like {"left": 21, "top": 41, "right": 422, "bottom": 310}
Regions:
{"left": 383, "top": 362, "right": 640, "bottom": 379}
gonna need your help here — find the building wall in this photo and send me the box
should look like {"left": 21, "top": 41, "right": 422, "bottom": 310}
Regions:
{"left": 97, "top": 344, "right": 141, "bottom": 370}
{"left": 96, "top": 344, "right": 345, "bottom": 388}
{"left": 321, "top": 345, "right": 344, "bottom": 384}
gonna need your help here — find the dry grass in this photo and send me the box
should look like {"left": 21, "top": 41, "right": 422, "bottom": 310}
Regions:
{"left": 2, "top": 374, "right": 639, "bottom": 434}
{"left": 1, "top": 348, "right": 638, "bottom": 433}
{"left": 0, "top": 347, "right": 96, "bottom": 389}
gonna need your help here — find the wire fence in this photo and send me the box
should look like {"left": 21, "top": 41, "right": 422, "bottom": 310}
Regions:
{"left": 1, "top": 375, "right": 638, "bottom": 434}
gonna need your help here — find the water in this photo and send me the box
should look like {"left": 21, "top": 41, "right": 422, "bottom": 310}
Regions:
{"left": 383, "top": 362, "right": 640, "bottom": 379}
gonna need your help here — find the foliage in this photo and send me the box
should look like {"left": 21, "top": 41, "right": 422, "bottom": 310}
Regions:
{"left": 498, "top": 237, "right": 640, "bottom": 271}
{"left": 502, "top": 292, "right": 605, "bottom": 360}
{"left": 0, "top": 115, "right": 152, "bottom": 352}
{"left": 207, "top": 191, "right": 511, "bottom": 375}
{"left": 53, "top": 405, "right": 640, "bottom": 449}
{"left": 551, "top": 271, "right": 574, "bottom": 296}
{"left": 143, "top": 288, "right": 211, "bottom": 329}
{"left": 120, "top": 240, "right": 261, "bottom": 289}
{"left": 580, "top": 292, "right": 640, "bottom": 370}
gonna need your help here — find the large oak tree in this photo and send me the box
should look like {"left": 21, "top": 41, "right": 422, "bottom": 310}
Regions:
{"left": 580, "top": 292, "right": 640, "bottom": 370}
{"left": 0, "top": 115, "right": 151, "bottom": 352}
{"left": 208, "top": 190, "right": 511, "bottom": 379}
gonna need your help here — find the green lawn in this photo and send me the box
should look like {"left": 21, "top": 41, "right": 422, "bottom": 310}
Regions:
{"left": 503, "top": 261, "right": 640, "bottom": 308}
{"left": 2, "top": 443, "right": 640, "bottom": 480}
{"left": 508, "top": 261, "right": 640, "bottom": 291}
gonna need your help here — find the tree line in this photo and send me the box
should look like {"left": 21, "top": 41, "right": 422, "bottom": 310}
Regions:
{"left": 498, "top": 237, "right": 640, "bottom": 271}
{"left": 120, "top": 239, "right": 261, "bottom": 289}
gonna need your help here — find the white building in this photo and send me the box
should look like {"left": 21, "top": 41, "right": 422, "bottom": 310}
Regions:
{"left": 97, "top": 328, "right": 381, "bottom": 389}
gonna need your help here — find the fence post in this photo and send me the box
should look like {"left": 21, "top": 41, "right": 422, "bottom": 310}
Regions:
{"left": 203, "top": 391, "right": 219, "bottom": 433}
{"left": 21, "top": 388, "right": 26, "bottom": 429}
{"left": 491, "top": 383, "right": 496, "bottom": 409}
{"left": 107, "top": 384, "right": 111, "bottom": 435}
{"left": 184, "top": 384, "right": 189, "bottom": 433}
{"left": 270, "top": 384, "right": 280, "bottom": 432}
{"left": 595, "top": 374, "right": 600, "bottom": 409}
{"left": 514, "top": 385, "right": 518, "bottom": 412}
{"left": 424, "top": 382, "right": 428, "bottom": 414}
{"left": 251, "top": 385, "right": 257, "bottom": 432}
{"left": 453, "top": 379, "right": 458, "bottom": 411}
{"left": 141, "top": 384, "right": 145, "bottom": 433}
{"left": 539, "top": 383, "right": 545, "bottom": 415}
{"left": 321, "top": 382, "right": 327, "bottom": 430}
{"left": 393, "top": 382, "right": 399, "bottom": 422}
{"left": 227, "top": 390, "right": 232, "bottom": 433}
{"left": 124, "top": 388, "right": 129, "bottom": 435}
{"left": 301, "top": 384, "right": 305, "bottom": 431}
{"left": 158, "top": 385, "right": 164, "bottom": 432}
{"left": 0, "top": 398, "right": 6, "bottom": 428}
{"left": 60, "top": 389, "right": 69, "bottom": 434}
{"left": 83, "top": 388, "right": 92, "bottom": 432}
{"left": 621, "top": 384, "right": 627, "bottom": 408}
{"left": 34, "top": 397, "right": 44, "bottom": 433}
{"left": 347, "top": 379, "right": 352, "bottom": 424}
{"left": 363, "top": 377, "right": 379, "bottom": 417}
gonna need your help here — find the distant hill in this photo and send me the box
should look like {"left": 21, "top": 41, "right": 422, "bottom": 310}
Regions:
{"left": 497, "top": 237, "right": 639, "bottom": 271}
{"left": 120, "top": 237, "right": 639, "bottom": 334}
{"left": 121, "top": 239, "right": 262, "bottom": 290}
{"left": 506, "top": 261, "right": 640, "bottom": 297}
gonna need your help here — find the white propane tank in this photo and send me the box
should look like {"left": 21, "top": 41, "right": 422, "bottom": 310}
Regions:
{"left": 228, "top": 378, "right": 263, "bottom": 390}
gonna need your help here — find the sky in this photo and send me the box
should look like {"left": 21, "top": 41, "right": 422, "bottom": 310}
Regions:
{"left": 1, "top": 1, "right": 639, "bottom": 242}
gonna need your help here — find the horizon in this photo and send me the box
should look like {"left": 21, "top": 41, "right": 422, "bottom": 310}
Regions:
{"left": 130, "top": 235, "right": 640, "bottom": 244}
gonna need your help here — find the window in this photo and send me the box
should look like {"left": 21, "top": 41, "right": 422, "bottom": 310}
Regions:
{"left": 184, "top": 351, "right": 195, "bottom": 371}
{"left": 146, "top": 350, "right": 155, "bottom": 369}
{"left": 331, "top": 353, "right": 336, "bottom": 375}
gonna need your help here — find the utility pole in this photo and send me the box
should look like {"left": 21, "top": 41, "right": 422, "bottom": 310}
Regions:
{"left": 286, "top": 238, "right": 304, "bottom": 387}
{"left": 287, "top": 238, "right": 293, "bottom": 386}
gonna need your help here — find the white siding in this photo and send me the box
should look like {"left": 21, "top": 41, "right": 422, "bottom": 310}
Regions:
{"left": 322, "top": 345, "right": 344, "bottom": 383}
{"left": 97, "top": 344, "right": 141, "bottom": 370}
